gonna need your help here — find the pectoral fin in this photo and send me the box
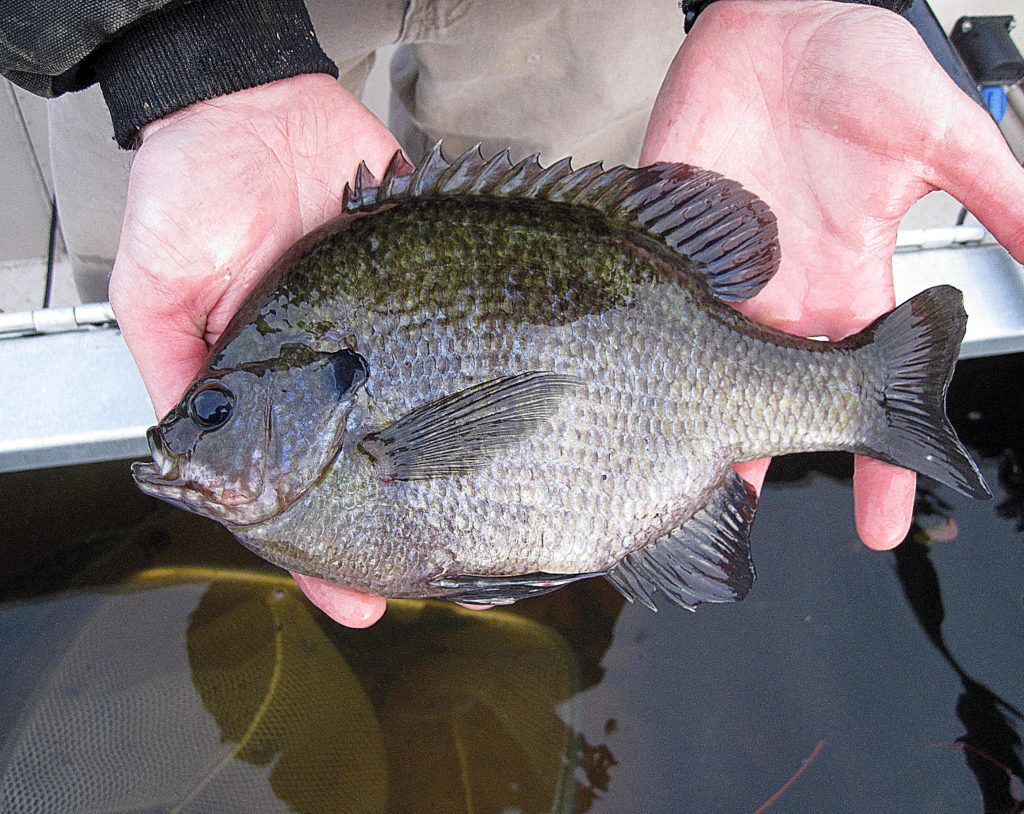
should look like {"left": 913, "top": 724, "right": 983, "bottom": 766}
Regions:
{"left": 358, "top": 372, "right": 581, "bottom": 481}
{"left": 607, "top": 471, "right": 758, "bottom": 611}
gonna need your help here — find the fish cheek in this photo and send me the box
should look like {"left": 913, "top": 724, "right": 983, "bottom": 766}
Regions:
{"left": 186, "top": 379, "right": 271, "bottom": 506}
{"left": 261, "top": 353, "right": 365, "bottom": 503}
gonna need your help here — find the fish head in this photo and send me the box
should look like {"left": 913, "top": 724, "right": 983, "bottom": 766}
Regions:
{"left": 132, "top": 345, "right": 370, "bottom": 527}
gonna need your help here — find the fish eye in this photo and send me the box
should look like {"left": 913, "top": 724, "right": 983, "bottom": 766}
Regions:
{"left": 188, "top": 384, "right": 234, "bottom": 429}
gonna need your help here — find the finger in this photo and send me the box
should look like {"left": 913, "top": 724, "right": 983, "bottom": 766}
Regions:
{"left": 733, "top": 458, "right": 771, "bottom": 495}
{"left": 935, "top": 96, "right": 1024, "bottom": 262}
{"left": 456, "top": 602, "right": 495, "bottom": 611}
{"left": 853, "top": 456, "right": 916, "bottom": 550}
{"left": 291, "top": 572, "right": 387, "bottom": 628}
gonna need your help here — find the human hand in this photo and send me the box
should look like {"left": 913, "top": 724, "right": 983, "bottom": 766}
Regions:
{"left": 641, "top": 0, "right": 1024, "bottom": 549}
{"left": 109, "top": 74, "right": 401, "bottom": 627}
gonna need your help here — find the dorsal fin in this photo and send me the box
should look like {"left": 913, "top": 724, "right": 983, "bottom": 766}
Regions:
{"left": 342, "top": 143, "right": 782, "bottom": 302}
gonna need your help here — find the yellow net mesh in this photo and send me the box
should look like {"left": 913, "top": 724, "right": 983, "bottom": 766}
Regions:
{"left": 0, "top": 569, "right": 579, "bottom": 813}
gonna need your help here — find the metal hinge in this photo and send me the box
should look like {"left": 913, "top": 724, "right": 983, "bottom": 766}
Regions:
{"left": 0, "top": 302, "right": 116, "bottom": 338}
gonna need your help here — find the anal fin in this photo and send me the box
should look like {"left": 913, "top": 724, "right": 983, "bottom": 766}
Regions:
{"left": 429, "top": 570, "right": 604, "bottom": 605}
{"left": 607, "top": 471, "right": 758, "bottom": 611}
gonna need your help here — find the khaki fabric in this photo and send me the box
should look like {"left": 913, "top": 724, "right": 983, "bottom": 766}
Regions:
{"left": 49, "top": 0, "right": 684, "bottom": 301}
{"left": 48, "top": 84, "right": 132, "bottom": 303}
{"left": 387, "top": 0, "right": 684, "bottom": 167}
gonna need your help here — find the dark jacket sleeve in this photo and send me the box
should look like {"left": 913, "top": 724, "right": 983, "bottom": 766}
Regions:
{"left": 0, "top": 0, "right": 176, "bottom": 97}
{"left": 0, "top": 0, "right": 337, "bottom": 148}
{"left": 679, "top": 0, "right": 914, "bottom": 32}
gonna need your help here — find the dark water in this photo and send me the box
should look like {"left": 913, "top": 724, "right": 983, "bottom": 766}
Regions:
{"left": 0, "top": 353, "right": 1021, "bottom": 813}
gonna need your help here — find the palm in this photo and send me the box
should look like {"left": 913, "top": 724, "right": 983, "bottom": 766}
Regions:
{"left": 110, "top": 74, "right": 401, "bottom": 417}
{"left": 641, "top": 0, "right": 1024, "bottom": 547}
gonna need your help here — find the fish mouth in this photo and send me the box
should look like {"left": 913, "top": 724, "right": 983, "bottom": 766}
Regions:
{"left": 131, "top": 427, "right": 183, "bottom": 492}
{"left": 131, "top": 427, "right": 265, "bottom": 523}
{"left": 131, "top": 428, "right": 217, "bottom": 518}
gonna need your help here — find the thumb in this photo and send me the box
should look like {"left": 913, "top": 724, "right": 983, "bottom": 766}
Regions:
{"left": 109, "top": 261, "right": 211, "bottom": 419}
{"left": 934, "top": 94, "right": 1024, "bottom": 262}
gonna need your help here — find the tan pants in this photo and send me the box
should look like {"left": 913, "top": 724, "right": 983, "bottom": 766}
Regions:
{"left": 49, "top": 0, "right": 685, "bottom": 302}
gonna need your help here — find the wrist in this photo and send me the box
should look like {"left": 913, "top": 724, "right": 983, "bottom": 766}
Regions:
{"left": 137, "top": 72, "right": 371, "bottom": 156}
{"left": 90, "top": 0, "right": 337, "bottom": 149}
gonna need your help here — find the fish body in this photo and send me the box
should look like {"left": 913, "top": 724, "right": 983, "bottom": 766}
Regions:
{"left": 133, "top": 146, "right": 989, "bottom": 610}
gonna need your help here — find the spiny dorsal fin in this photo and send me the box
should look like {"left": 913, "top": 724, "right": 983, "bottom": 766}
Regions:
{"left": 342, "top": 143, "right": 781, "bottom": 302}
{"left": 357, "top": 372, "right": 582, "bottom": 481}
{"left": 607, "top": 471, "right": 758, "bottom": 611}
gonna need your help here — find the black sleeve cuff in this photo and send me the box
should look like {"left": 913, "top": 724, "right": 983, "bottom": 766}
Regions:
{"left": 680, "top": 0, "right": 914, "bottom": 33}
{"left": 90, "top": 0, "right": 338, "bottom": 148}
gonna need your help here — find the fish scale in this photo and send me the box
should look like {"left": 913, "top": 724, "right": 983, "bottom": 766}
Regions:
{"left": 132, "top": 145, "right": 988, "bottom": 610}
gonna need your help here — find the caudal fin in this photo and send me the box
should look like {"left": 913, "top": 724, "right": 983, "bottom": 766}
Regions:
{"left": 858, "top": 285, "right": 989, "bottom": 499}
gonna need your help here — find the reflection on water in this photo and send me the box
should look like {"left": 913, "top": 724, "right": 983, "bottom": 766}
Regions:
{"left": 0, "top": 353, "right": 1021, "bottom": 813}
{"left": 893, "top": 351, "right": 1024, "bottom": 814}
{"left": 0, "top": 574, "right": 580, "bottom": 813}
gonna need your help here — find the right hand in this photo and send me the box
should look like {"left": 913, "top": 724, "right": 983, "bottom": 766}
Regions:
{"left": 109, "top": 73, "right": 400, "bottom": 628}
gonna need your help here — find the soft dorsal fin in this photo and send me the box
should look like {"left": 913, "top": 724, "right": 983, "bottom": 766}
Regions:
{"left": 343, "top": 143, "right": 781, "bottom": 302}
{"left": 607, "top": 471, "right": 758, "bottom": 611}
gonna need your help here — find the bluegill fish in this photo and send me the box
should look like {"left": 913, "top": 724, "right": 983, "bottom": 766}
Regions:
{"left": 132, "top": 145, "right": 989, "bottom": 610}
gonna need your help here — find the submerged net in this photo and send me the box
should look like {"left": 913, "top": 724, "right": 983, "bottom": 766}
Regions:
{"left": 0, "top": 575, "right": 386, "bottom": 814}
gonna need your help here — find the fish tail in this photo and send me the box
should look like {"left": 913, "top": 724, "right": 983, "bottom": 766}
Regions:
{"left": 855, "top": 285, "right": 990, "bottom": 499}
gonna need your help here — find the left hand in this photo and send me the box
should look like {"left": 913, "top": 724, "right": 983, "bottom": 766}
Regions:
{"left": 641, "top": 0, "right": 1024, "bottom": 549}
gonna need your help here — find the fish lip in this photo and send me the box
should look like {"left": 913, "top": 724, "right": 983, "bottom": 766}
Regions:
{"left": 132, "top": 427, "right": 182, "bottom": 487}
{"left": 130, "top": 458, "right": 178, "bottom": 486}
